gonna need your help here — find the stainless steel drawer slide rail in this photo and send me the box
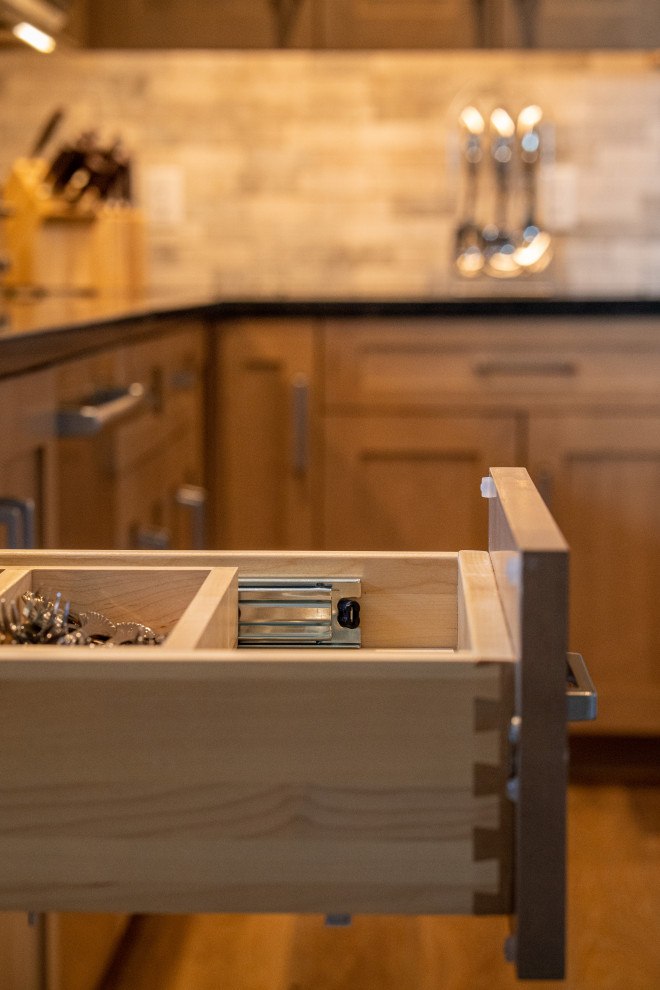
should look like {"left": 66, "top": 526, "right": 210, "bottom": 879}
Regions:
{"left": 238, "top": 578, "right": 361, "bottom": 647}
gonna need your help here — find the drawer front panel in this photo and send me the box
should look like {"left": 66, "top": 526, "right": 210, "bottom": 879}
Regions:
{"left": 325, "top": 318, "right": 660, "bottom": 409}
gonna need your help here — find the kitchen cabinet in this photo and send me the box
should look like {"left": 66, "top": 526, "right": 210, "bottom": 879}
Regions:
{"left": 212, "top": 319, "right": 322, "bottom": 550}
{"left": 86, "top": 0, "right": 316, "bottom": 49}
{"left": 321, "top": 315, "right": 660, "bottom": 734}
{"left": 208, "top": 312, "right": 660, "bottom": 733}
{"left": 498, "top": 0, "right": 660, "bottom": 49}
{"left": 318, "top": 0, "right": 493, "bottom": 49}
{"left": 57, "top": 322, "right": 206, "bottom": 551}
{"left": 80, "top": 0, "right": 660, "bottom": 48}
{"left": 0, "top": 321, "right": 206, "bottom": 990}
{"left": 323, "top": 0, "right": 660, "bottom": 48}
{"left": 0, "top": 369, "right": 57, "bottom": 550}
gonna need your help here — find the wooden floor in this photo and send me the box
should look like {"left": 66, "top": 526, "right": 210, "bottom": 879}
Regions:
{"left": 99, "top": 755, "right": 660, "bottom": 990}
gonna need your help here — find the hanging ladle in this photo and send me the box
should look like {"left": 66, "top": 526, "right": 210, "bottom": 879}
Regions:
{"left": 454, "top": 105, "right": 485, "bottom": 277}
{"left": 513, "top": 104, "right": 552, "bottom": 273}
{"left": 483, "top": 107, "right": 520, "bottom": 278}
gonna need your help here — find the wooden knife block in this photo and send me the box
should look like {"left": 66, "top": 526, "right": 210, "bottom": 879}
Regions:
{"left": 3, "top": 158, "right": 146, "bottom": 296}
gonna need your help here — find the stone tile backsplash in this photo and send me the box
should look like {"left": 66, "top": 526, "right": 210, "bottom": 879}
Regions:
{"left": 1, "top": 48, "right": 659, "bottom": 298}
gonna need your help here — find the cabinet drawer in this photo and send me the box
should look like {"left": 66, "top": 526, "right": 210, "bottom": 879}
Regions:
{"left": 0, "top": 470, "right": 578, "bottom": 980}
{"left": 116, "top": 431, "right": 205, "bottom": 550}
{"left": 114, "top": 325, "right": 205, "bottom": 467}
{"left": 325, "top": 318, "right": 660, "bottom": 410}
{"left": 56, "top": 326, "right": 205, "bottom": 550}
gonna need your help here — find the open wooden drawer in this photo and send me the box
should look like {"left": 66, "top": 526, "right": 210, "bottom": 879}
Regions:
{"left": 0, "top": 469, "right": 595, "bottom": 981}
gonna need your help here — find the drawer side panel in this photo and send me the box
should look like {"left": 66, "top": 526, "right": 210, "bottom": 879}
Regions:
{"left": 0, "top": 656, "right": 511, "bottom": 916}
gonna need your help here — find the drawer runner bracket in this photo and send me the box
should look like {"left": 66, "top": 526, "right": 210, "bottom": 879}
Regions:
{"left": 238, "top": 577, "right": 361, "bottom": 648}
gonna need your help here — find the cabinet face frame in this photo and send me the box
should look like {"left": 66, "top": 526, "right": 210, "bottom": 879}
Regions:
{"left": 0, "top": 469, "right": 570, "bottom": 980}
{"left": 0, "top": 369, "right": 57, "bottom": 550}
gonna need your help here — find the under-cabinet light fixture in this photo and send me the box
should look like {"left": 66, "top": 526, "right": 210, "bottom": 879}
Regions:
{"left": 12, "top": 20, "right": 56, "bottom": 52}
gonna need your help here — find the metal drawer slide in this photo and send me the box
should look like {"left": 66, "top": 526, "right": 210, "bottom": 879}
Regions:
{"left": 238, "top": 578, "right": 361, "bottom": 647}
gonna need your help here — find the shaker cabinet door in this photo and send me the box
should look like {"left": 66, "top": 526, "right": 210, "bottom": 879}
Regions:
{"left": 324, "top": 414, "right": 518, "bottom": 551}
{"left": 213, "top": 320, "right": 322, "bottom": 550}
{"left": 529, "top": 414, "right": 660, "bottom": 734}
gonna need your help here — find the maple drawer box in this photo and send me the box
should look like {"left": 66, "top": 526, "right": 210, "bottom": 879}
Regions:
{"left": 0, "top": 469, "right": 594, "bottom": 980}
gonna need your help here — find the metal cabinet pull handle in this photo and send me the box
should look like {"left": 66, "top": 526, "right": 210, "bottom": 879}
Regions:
{"left": 292, "top": 374, "right": 309, "bottom": 475}
{"left": 132, "top": 525, "right": 171, "bottom": 551}
{"left": 0, "top": 497, "right": 36, "bottom": 549}
{"left": 174, "top": 485, "right": 207, "bottom": 550}
{"left": 169, "top": 369, "right": 199, "bottom": 391}
{"left": 566, "top": 652, "right": 598, "bottom": 722}
{"left": 56, "top": 383, "right": 146, "bottom": 437}
{"left": 474, "top": 361, "right": 577, "bottom": 378}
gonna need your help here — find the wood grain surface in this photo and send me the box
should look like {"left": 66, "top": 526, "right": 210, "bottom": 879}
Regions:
{"left": 93, "top": 782, "right": 660, "bottom": 990}
{"left": 488, "top": 467, "right": 570, "bottom": 979}
{"left": 0, "top": 651, "right": 507, "bottom": 915}
{"left": 0, "top": 550, "right": 459, "bottom": 649}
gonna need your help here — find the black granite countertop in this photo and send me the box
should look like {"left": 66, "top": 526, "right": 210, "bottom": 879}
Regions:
{"left": 202, "top": 297, "right": 660, "bottom": 318}
{"left": 2, "top": 291, "right": 660, "bottom": 379}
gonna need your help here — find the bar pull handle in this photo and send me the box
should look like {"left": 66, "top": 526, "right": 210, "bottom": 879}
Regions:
{"left": 474, "top": 361, "right": 577, "bottom": 379}
{"left": 170, "top": 368, "right": 200, "bottom": 391}
{"left": 0, "top": 497, "right": 36, "bottom": 549}
{"left": 292, "top": 373, "right": 309, "bottom": 475}
{"left": 56, "top": 383, "right": 146, "bottom": 437}
{"left": 175, "top": 484, "right": 207, "bottom": 550}
{"left": 132, "top": 525, "right": 171, "bottom": 551}
{"left": 566, "top": 652, "right": 598, "bottom": 722}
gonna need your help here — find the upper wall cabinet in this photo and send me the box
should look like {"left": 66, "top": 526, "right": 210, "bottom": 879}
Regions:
{"left": 497, "top": 0, "right": 660, "bottom": 49}
{"left": 83, "top": 0, "right": 660, "bottom": 48}
{"left": 86, "top": 0, "right": 316, "bottom": 49}
{"left": 317, "top": 0, "right": 492, "bottom": 49}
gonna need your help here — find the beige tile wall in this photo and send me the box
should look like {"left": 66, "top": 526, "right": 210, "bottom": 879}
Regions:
{"left": 0, "top": 48, "right": 659, "bottom": 298}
